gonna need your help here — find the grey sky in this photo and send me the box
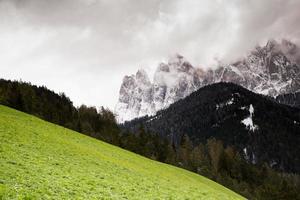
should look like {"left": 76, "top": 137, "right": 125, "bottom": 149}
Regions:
{"left": 0, "top": 0, "right": 300, "bottom": 110}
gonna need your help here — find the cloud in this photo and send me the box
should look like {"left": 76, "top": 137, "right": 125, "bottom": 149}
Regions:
{"left": 0, "top": 0, "right": 299, "bottom": 109}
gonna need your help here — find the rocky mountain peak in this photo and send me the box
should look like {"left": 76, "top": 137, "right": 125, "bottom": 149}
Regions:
{"left": 136, "top": 69, "right": 148, "bottom": 79}
{"left": 115, "top": 39, "right": 300, "bottom": 123}
{"left": 156, "top": 63, "right": 170, "bottom": 73}
{"left": 167, "top": 53, "right": 185, "bottom": 65}
{"left": 266, "top": 39, "right": 279, "bottom": 51}
{"left": 115, "top": 54, "right": 201, "bottom": 123}
{"left": 281, "top": 39, "right": 296, "bottom": 51}
{"left": 167, "top": 54, "right": 193, "bottom": 73}
{"left": 136, "top": 69, "right": 151, "bottom": 86}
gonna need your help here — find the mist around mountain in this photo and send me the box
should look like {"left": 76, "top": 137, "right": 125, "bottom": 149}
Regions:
{"left": 116, "top": 39, "right": 300, "bottom": 122}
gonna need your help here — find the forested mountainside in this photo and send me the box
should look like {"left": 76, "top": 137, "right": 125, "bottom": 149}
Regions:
{"left": 122, "top": 82, "right": 300, "bottom": 174}
{"left": 0, "top": 78, "right": 120, "bottom": 143}
{"left": 116, "top": 39, "right": 300, "bottom": 122}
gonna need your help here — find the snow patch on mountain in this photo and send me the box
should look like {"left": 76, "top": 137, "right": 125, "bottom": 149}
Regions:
{"left": 216, "top": 97, "right": 235, "bottom": 110}
{"left": 241, "top": 104, "right": 258, "bottom": 131}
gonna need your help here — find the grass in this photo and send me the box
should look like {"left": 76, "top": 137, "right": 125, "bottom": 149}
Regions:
{"left": 0, "top": 105, "right": 245, "bottom": 199}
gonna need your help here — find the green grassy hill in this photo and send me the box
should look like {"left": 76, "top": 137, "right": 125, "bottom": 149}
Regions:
{"left": 0, "top": 105, "right": 244, "bottom": 199}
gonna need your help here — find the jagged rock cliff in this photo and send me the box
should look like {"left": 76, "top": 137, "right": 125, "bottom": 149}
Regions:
{"left": 115, "top": 54, "right": 203, "bottom": 122}
{"left": 115, "top": 39, "right": 300, "bottom": 122}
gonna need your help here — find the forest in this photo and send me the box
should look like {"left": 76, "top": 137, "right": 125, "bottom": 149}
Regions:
{"left": 0, "top": 79, "right": 299, "bottom": 199}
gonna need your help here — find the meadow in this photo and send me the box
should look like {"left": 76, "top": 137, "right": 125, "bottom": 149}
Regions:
{"left": 0, "top": 105, "right": 244, "bottom": 199}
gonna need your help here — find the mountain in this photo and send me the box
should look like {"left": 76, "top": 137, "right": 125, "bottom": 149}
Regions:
{"left": 0, "top": 105, "right": 244, "bottom": 199}
{"left": 114, "top": 69, "right": 155, "bottom": 123}
{"left": 115, "top": 39, "right": 300, "bottom": 122}
{"left": 123, "top": 82, "right": 300, "bottom": 173}
{"left": 115, "top": 54, "right": 203, "bottom": 122}
{"left": 209, "top": 39, "right": 300, "bottom": 96}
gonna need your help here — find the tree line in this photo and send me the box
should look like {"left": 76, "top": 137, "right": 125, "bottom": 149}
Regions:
{"left": 0, "top": 79, "right": 299, "bottom": 199}
{"left": 120, "top": 126, "right": 300, "bottom": 199}
{"left": 165, "top": 134, "right": 300, "bottom": 199}
{"left": 0, "top": 79, "right": 120, "bottom": 144}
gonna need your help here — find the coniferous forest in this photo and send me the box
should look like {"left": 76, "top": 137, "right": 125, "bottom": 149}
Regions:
{"left": 0, "top": 78, "right": 299, "bottom": 199}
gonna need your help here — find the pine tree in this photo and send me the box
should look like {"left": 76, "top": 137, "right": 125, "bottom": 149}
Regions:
{"left": 207, "top": 138, "right": 224, "bottom": 176}
{"left": 178, "top": 134, "right": 193, "bottom": 168}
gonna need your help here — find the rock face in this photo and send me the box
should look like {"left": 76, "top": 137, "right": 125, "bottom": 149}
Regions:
{"left": 152, "top": 54, "right": 202, "bottom": 113}
{"left": 115, "top": 54, "right": 202, "bottom": 122}
{"left": 115, "top": 39, "right": 300, "bottom": 122}
{"left": 115, "top": 69, "right": 155, "bottom": 123}
{"left": 209, "top": 39, "right": 300, "bottom": 96}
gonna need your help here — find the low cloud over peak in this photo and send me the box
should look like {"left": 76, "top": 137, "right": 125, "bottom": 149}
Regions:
{"left": 0, "top": 0, "right": 299, "bottom": 109}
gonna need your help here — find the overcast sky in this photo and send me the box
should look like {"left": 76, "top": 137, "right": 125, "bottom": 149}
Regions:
{"left": 0, "top": 0, "right": 300, "bottom": 110}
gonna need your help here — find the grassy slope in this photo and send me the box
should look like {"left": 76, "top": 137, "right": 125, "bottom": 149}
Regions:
{"left": 0, "top": 105, "right": 244, "bottom": 199}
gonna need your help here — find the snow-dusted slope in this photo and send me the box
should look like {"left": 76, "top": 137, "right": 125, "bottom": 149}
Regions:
{"left": 115, "top": 39, "right": 300, "bottom": 123}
